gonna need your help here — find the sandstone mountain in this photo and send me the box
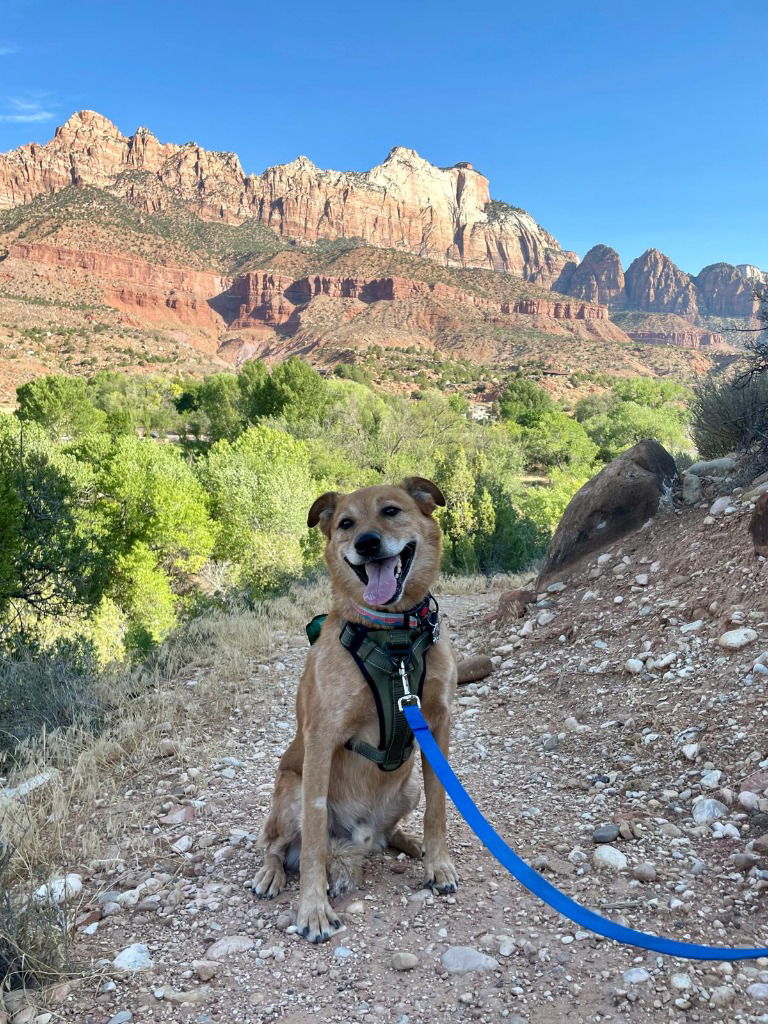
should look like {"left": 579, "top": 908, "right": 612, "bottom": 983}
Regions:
{"left": 0, "top": 110, "right": 574, "bottom": 285}
{"left": 0, "top": 111, "right": 759, "bottom": 402}
{"left": 557, "top": 244, "right": 764, "bottom": 349}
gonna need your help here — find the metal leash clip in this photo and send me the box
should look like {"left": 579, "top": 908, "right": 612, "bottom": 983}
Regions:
{"left": 397, "top": 659, "right": 421, "bottom": 710}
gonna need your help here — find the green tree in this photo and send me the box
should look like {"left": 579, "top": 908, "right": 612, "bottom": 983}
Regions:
{"left": 498, "top": 375, "right": 553, "bottom": 428}
{"left": 0, "top": 417, "right": 102, "bottom": 634}
{"left": 201, "top": 425, "right": 316, "bottom": 592}
{"left": 16, "top": 375, "right": 106, "bottom": 440}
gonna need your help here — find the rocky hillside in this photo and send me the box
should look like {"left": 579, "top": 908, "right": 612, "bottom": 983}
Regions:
{"left": 15, "top": 463, "right": 768, "bottom": 1024}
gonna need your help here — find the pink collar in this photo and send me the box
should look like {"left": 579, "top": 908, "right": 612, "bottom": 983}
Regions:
{"left": 349, "top": 596, "right": 432, "bottom": 630}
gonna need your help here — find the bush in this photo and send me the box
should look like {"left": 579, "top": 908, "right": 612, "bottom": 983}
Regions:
{"left": 0, "top": 842, "right": 71, "bottom": 989}
{"left": 0, "top": 637, "right": 102, "bottom": 760}
{"left": 690, "top": 372, "right": 768, "bottom": 459}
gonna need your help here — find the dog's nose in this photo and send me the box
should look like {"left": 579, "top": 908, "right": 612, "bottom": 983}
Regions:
{"left": 354, "top": 531, "right": 381, "bottom": 556}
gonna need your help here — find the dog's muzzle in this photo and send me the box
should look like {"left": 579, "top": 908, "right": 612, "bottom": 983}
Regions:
{"left": 344, "top": 541, "right": 417, "bottom": 606}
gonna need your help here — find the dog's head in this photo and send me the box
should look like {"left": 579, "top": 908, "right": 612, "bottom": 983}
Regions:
{"left": 307, "top": 477, "right": 445, "bottom": 609}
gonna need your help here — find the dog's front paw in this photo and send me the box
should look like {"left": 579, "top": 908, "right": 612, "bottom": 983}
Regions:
{"left": 251, "top": 859, "right": 286, "bottom": 899}
{"left": 296, "top": 898, "right": 342, "bottom": 944}
{"left": 423, "top": 855, "right": 458, "bottom": 894}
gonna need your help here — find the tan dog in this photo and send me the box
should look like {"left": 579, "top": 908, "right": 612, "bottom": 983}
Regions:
{"left": 252, "top": 477, "right": 458, "bottom": 943}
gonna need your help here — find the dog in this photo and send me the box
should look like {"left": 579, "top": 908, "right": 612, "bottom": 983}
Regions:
{"left": 252, "top": 477, "right": 458, "bottom": 943}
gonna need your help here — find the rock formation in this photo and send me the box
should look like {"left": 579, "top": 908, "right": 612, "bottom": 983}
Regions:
{"left": 555, "top": 245, "right": 625, "bottom": 307}
{"left": 0, "top": 111, "right": 574, "bottom": 284}
{"left": 623, "top": 249, "right": 699, "bottom": 318}
{"left": 537, "top": 440, "right": 678, "bottom": 582}
{"left": 693, "top": 263, "right": 761, "bottom": 317}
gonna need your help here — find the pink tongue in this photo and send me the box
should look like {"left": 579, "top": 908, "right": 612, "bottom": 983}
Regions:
{"left": 363, "top": 556, "right": 400, "bottom": 605}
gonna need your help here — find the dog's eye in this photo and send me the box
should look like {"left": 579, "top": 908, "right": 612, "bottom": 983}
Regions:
{"left": 337, "top": 517, "right": 354, "bottom": 530}
{"left": 381, "top": 506, "right": 401, "bottom": 518}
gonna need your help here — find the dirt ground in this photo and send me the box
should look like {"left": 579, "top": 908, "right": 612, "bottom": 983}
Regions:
{"left": 28, "top": 496, "right": 768, "bottom": 1024}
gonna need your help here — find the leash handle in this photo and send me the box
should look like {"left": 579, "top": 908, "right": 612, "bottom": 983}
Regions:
{"left": 404, "top": 704, "right": 768, "bottom": 961}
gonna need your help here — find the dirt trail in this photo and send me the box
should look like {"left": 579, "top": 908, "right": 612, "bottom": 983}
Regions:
{"left": 46, "top": 498, "right": 768, "bottom": 1024}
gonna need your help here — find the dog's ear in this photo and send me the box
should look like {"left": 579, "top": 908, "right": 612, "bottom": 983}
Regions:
{"left": 307, "top": 491, "right": 340, "bottom": 535}
{"left": 400, "top": 477, "right": 446, "bottom": 516}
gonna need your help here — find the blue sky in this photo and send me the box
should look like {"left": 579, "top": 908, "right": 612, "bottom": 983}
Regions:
{"left": 1, "top": 0, "right": 766, "bottom": 274}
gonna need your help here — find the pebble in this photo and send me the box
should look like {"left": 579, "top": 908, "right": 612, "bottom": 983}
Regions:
{"left": 623, "top": 967, "right": 650, "bottom": 984}
{"left": 391, "top": 952, "right": 419, "bottom": 971}
{"left": 205, "top": 935, "right": 255, "bottom": 958}
{"left": 107, "top": 1014, "right": 133, "bottom": 1024}
{"left": 701, "top": 770, "right": 723, "bottom": 789}
{"left": 592, "top": 823, "right": 621, "bottom": 844}
{"left": 192, "top": 960, "right": 220, "bottom": 982}
{"left": 592, "top": 846, "right": 627, "bottom": 871}
{"left": 547, "top": 581, "right": 566, "bottom": 593}
{"left": 670, "top": 973, "right": 692, "bottom": 991}
{"left": 710, "top": 985, "right": 735, "bottom": 1007}
{"left": 692, "top": 798, "right": 729, "bottom": 823}
{"left": 112, "top": 944, "right": 154, "bottom": 972}
{"left": 632, "top": 863, "right": 657, "bottom": 882}
{"left": 625, "top": 658, "right": 644, "bottom": 675}
{"left": 748, "top": 984, "right": 768, "bottom": 1001}
{"left": 440, "top": 946, "right": 499, "bottom": 973}
{"left": 718, "top": 628, "right": 758, "bottom": 650}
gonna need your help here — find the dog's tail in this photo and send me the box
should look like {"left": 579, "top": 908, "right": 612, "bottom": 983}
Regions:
{"left": 327, "top": 836, "right": 368, "bottom": 899}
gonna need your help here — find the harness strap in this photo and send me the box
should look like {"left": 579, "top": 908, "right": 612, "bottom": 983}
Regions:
{"left": 340, "top": 623, "right": 433, "bottom": 772}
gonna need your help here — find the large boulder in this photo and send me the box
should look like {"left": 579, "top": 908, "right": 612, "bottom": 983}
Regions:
{"left": 537, "top": 440, "right": 677, "bottom": 582}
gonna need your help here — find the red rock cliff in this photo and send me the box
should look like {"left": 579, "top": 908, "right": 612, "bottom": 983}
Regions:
{"left": 0, "top": 112, "right": 574, "bottom": 285}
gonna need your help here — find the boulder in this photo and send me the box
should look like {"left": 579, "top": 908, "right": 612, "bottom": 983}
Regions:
{"left": 750, "top": 493, "right": 768, "bottom": 557}
{"left": 537, "top": 440, "right": 677, "bottom": 582}
{"left": 484, "top": 588, "right": 536, "bottom": 623}
{"left": 456, "top": 655, "right": 494, "bottom": 685}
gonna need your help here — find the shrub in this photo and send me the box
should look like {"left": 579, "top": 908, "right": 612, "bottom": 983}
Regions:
{"left": 690, "top": 372, "right": 768, "bottom": 459}
{"left": 0, "top": 637, "right": 101, "bottom": 760}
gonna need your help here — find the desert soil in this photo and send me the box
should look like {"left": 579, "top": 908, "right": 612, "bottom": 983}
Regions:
{"left": 36, "top": 497, "right": 768, "bottom": 1024}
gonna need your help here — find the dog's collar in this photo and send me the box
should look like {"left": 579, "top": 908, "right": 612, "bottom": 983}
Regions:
{"left": 349, "top": 594, "right": 435, "bottom": 631}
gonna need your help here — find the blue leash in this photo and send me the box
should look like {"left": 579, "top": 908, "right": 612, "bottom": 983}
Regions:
{"left": 403, "top": 704, "right": 768, "bottom": 961}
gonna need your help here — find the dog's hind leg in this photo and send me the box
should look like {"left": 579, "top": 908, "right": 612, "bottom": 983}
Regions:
{"left": 388, "top": 828, "right": 422, "bottom": 859}
{"left": 252, "top": 847, "right": 287, "bottom": 899}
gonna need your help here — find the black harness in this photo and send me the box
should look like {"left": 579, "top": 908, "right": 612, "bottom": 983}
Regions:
{"left": 306, "top": 596, "right": 440, "bottom": 773}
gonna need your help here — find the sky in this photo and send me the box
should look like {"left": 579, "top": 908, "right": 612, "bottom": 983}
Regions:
{"left": 0, "top": 0, "right": 766, "bottom": 274}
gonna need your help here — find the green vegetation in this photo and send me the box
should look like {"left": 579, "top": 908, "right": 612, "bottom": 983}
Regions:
{"left": 690, "top": 372, "right": 768, "bottom": 459}
{"left": 0, "top": 361, "right": 705, "bottom": 693}
{"left": 574, "top": 377, "right": 692, "bottom": 461}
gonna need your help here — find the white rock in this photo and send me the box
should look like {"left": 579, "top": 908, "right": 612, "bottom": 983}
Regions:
{"left": 710, "top": 497, "right": 732, "bottom": 514}
{"left": 547, "top": 581, "right": 566, "bottom": 593}
{"left": 34, "top": 873, "right": 82, "bottom": 906}
{"left": 625, "top": 658, "right": 644, "bottom": 674}
{"left": 701, "top": 770, "right": 722, "bottom": 789}
{"left": 747, "top": 983, "right": 768, "bottom": 1001}
{"left": 205, "top": 935, "right": 255, "bottom": 959}
{"left": 623, "top": 967, "right": 650, "bottom": 984}
{"left": 680, "top": 620, "right": 703, "bottom": 634}
{"left": 692, "top": 798, "right": 728, "bottom": 823}
{"left": 113, "top": 943, "right": 154, "bottom": 972}
{"left": 719, "top": 628, "right": 758, "bottom": 650}
{"left": 592, "top": 846, "right": 627, "bottom": 871}
{"left": 681, "top": 743, "right": 700, "bottom": 761}
{"left": 671, "top": 972, "right": 692, "bottom": 991}
{"left": 440, "top": 946, "right": 499, "bottom": 973}
{"left": 635, "top": 574, "right": 649, "bottom": 586}
{"left": 710, "top": 985, "right": 735, "bottom": 1007}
